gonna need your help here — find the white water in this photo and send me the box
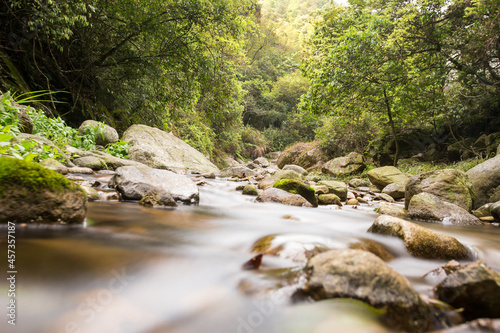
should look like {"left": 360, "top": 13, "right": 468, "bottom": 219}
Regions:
{"left": 0, "top": 178, "right": 499, "bottom": 333}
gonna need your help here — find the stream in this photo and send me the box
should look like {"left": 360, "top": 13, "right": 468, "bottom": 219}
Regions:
{"left": 1, "top": 176, "right": 500, "bottom": 333}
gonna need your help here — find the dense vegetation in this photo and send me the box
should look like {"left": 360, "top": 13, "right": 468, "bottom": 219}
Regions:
{"left": 0, "top": 0, "right": 498, "bottom": 164}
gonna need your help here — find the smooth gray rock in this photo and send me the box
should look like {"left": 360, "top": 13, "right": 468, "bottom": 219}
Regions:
{"left": 122, "top": 124, "right": 219, "bottom": 174}
{"left": 466, "top": 155, "right": 500, "bottom": 208}
{"left": 382, "top": 181, "right": 406, "bottom": 200}
{"left": 408, "top": 192, "right": 482, "bottom": 226}
{"left": 219, "top": 166, "right": 256, "bottom": 178}
{"left": 297, "top": 249, "right": 432, "bottom": 332}
{"left": 66, "top": 146, "right": 148, "bottom": 170}
{"left": 109, "top": 165, "right": 199, "bottom": 204}
{"left": 405, "top": 169, "right": 475, "bottom": 211}
{"left": 283, "top": 164, "right": 308, "bottom": 176}
{"left": 368, "top": 215, "right": 472, "bottom": 260}
{"left": 256, "top": 188, "right": 313, "bottom": 207}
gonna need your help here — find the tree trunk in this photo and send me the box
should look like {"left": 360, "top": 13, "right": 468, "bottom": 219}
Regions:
{"left": 383, "top": 88, "right": 399, "bottom": 166}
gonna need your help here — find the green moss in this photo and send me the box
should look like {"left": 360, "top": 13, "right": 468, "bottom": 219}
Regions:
{"left": 0, "top": 157, "right": 78, "bottom": 198}
{"left": 273, "top": 179, "right": 318, "bottom": 207}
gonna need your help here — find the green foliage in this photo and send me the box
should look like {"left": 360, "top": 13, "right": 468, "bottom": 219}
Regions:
{"left": 397, "top": 157, "right": 488, "bottom": 176}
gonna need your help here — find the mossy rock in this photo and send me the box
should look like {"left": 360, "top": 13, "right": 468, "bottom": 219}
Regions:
{"left": 318, "top": 194, "right": 342, "bottom": 205}
{"left": 242, "top": 185, "right": 258, "bottom": 196}
{"left": 273, "top": 179, "right": 317, "bottom": 207}
{"left": 318, "top": 180, "right": 348, "bottom": 201}
{"left": 0, "top": 157, "right": 87, "bottom": 224}
{"left": 258, "top": 170, "right": 303, "bottom": 189}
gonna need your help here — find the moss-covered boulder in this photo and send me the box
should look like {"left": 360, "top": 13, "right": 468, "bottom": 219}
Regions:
{"left": 472, "top": 203, "right": 493, "bottom": 218}
{"left": 349, "top": 178, "right": 370, "bottom": 188}
{"left": 407, "top": 192, "right": 482, "bottom": 226}
{"left": 435, "top": 260, "right": 500, "bottom": 321}
{"left": 318, "top": 194, "right": 342, "bottom": 205}
{"left": 0, "top": 157, "right": 87, "bottom": 224}
{"left": 273, "top": 179, "right": 317, "bottom": 207}
{"left": 405, "top": 169, "right": 476, "bottom": 211}
{"left": 295, "top": 249, "right": 432, "bottom": 332}
{"left": 317, "top": 180, "right": 348, "bottom": 201}
{"left": 466, "top": 155, "right": 500, "bottom": 208}
{"left": 258, "top": 170, "right": 303, "bottom": 189}
{"left": 368, "top": 215, "right": 472, "bottom": 260}
{"left": 242, "top": 185, "right": 258, "bottom": 196}
{"left": 321, "top": 152, "right": 365, "bottom": 177}
{"left": 256, "top": 188, "right": 313, "bottom": 207}
{"left": 367, "top": 166, "right": 409, "bottom": 190}
{"left": 80, "top": 185, "right": 100, "bottom": 201}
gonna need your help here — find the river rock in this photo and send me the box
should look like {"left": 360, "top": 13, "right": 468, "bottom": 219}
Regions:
{"left": 491, "top": 201, "right": 500, "bottom": 220}
{"left": 382, "top": 181, "right": 406, "bottom": 200}
{"left": 296, "top": 249, "right": 432, "bottom": 332}
{"left": 242, "top": 185, "right": 258, "bottom": 196}
{"left": 407, "top": 193, "right": 482, "bottom": 226}
{"left": 434, "top": 260, "right": 500, "bottom": 321}
{"left": 317, "top": 180, "right": 348, "bottom": 201}
{"left": 405, "top": 169, "right": 475, "bottom": 211}
{"left": 258, "top": 170, "right": 303, "bottom": 189}
{"left": 78, "top": 120, "right": 119, "bottom": 146}
{"left": 433, "top": 319, "right": 500, "bottom": 333}
{"left": 374, "top": 193, "right": 396, "bottom": 203}
{"left": 277, "top": 142, "right": 329, "bottom": 170}
{"left": 80, "top": 185, "right": 100, "bottom": 201}
{"left": 349, "top": 178, "right": 370, "bottom": 188}
{"left": 39, "top": 158, "right": 69, "bottom": 174}
{"left": 346, "top": 198, "right": 359, "bottom": 205}
{"left": 122, "top": 124, "right": 219, "bottom": 174}
{"left": 109, "top": 165, "right": 199, "bottom": 204}
{"left": 472, "top": 203, "right": 493, "bottom": 218}
{"left": 65, "top": 146, "right": 147, "bottom": 170}
{"left": 466, "top": 155, "right": 500, "bottom": 208}
{"left": 0, "top": 157, "right": 87, "bottom": 224}
{"left": 73, "top": 156, "right": 103, "bottom": 170}
{"left": 367, "top": 166, "right": 409, "bottom": 190}
{"left": 273, "top": 179, "right": 317, "bottom": 207}
{"left": 318, "top": 194, "right": 342, "bottom": 206}
{"left": 253, "top": 157, "right": 270, "bottom": 168}
{"left": 256, "top": 188, "right": 313, "bottom": 207}
{"left": 219, "top": 166, "right": 256, "bottom": 178}
{"left": 368, "top": 215, "right": 472, "bottom": 260}
{"left": 376, "top": 203, "right": 406, "bottom": 218}
{"left": 312, "top": 185, "right": 329, "bottom": 194}
{"left": 283, "top": 164, "right": 308, "bottom": 175}
{"left": 321, "top": 152, "right": 365, "bottom": 177}
{"left": 138, "top": 189, "right": 177, "bottom": 207}
{"left": 349, "top": 239, "right": 394, "bottom": 261}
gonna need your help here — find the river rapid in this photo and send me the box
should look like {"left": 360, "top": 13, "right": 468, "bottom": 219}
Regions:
{"left": 1, "top": 176, "right": 499, "bottom": 333}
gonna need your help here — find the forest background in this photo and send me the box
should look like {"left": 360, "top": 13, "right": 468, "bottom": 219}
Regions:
{"left": 0, "top": 0, "right": 498, "bottom": 166}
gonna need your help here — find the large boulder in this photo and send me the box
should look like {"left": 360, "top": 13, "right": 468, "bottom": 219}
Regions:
{"left": 368, "top": 215, "right": 472, "bottom": 260}
{"left": 0, "top": 157, "right": 87, "bottom": 224}
{"left": 466, "top": 155, "right": 500, "bottom": 208}
{"left": 282, "top": 164, "right": 308, "bottom": 176}
{"left": 273, "top": 179, "right": 317, "bottom": 207}
{"left": 256, "top": 188, "right": 313, "bottom": 207}
{"left": 367, "top": 166, "right": 409, "bottom": 190}
{"left": 435, "top": 260, "right": 500, "bottom": 321}
{"left": 317, "top": 180, "right": 348, "bottom": 201}
{"left": 276, "top": 142, "right": 330, "bottom": 170}
{"left": 321, "top": 152, "right": 365, "bottom": 177}
{"left": 405, "top": 169, "right": 475, "bottom": 211}
{"left": 407, "top": 193, "right": 482, "bottom": 226}
{"left": 109, "top": 165, "right": 199, "bottom": 204}
{"left": 258, "top": 170, "right": 303, "bottom": 189}
{"left": 296, "top": 249, "right": 432, "bottom": 332}
{"left": 382, "top": 181, "right": 406, "bottom": 200}
{"left": 122, "top": 124, "right": 219, "bottom": 174}
{"left": 78, "top": 120, "right": 119, "bottom": 146}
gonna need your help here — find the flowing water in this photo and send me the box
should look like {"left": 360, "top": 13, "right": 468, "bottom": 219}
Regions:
{"left": 1, "top": 176, "right": 500, "bottom": 333}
